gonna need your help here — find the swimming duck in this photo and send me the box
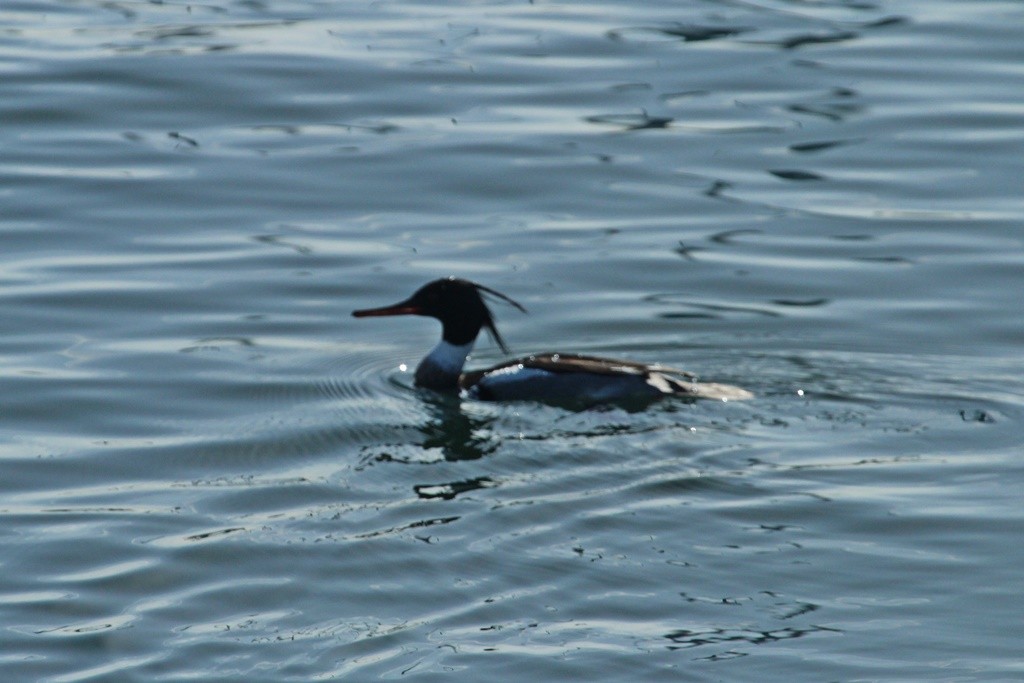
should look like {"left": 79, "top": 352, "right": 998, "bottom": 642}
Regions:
{"left": 353, "top": 277, "right": 752, "bottom": 404}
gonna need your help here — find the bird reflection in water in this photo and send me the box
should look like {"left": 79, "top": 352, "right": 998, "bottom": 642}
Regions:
{"left": 416, "top": 391, "right": 499, "bottom": 462}
{"left": 412, "top": 392, "right": 498, "bottom": 501}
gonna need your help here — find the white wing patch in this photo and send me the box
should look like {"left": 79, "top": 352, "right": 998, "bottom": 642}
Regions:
{"left": 470, "top": 365, "right": 659, "bottom": 402}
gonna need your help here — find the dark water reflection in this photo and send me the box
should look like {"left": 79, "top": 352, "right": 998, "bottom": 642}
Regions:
{"left": 412, "top": 392, "right": 500, "bottom": 463}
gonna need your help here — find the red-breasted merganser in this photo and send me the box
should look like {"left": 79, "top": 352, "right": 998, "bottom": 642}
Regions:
{"left": 353, "top": 277, "right": 752, "bottom": 404}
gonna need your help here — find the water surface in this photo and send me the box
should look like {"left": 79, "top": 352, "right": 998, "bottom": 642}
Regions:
{"left": 2, "top": 0, "right": 1023, "bottom": 680}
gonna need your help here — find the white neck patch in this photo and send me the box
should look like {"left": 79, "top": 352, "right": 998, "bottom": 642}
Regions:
{"left": 422, "top": 339, "right": 474, "bottom": 375}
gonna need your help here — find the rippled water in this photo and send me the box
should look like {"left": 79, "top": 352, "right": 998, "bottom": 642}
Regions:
{"left": 3, "top": 0, "right": 1023, "bottom": 680}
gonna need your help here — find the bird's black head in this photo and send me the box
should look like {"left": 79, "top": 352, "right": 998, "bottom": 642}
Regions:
{"left": 353, "top": 277, "right": 526, "bottom": 351}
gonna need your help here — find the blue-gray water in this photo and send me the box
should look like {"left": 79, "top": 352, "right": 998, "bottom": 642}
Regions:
{"left": 2, "top": 1, "right": 1023, "bottom": 680}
